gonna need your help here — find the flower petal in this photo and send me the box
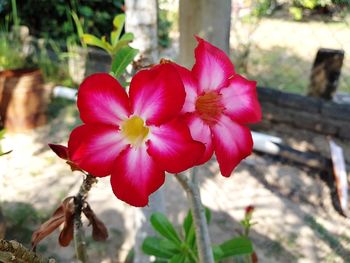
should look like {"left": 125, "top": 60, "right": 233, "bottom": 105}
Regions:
{"left": 110, "top": 146, "right": 165, "bottom": 207}
{"left": 186, "top": 114, "right": 214, "bottom": 164}
{"left": 68, "top": 124, "right": 128, "bottom": 177}
{"left": 172, "top": 63, "right": 199, "bottom": 113}
{"left": 147, "top": 119, "right": 205, "bottom": 173}
{"left": 129, "top": 64, "right": 185, "bottom": 125}
{"left": 212, "top": 115, "right": 253, "bottom": 177}
{"left": 78, "top": 73, "right": 130, "bottom": 125}
{"left": 221, "top": 74, "right": 262, "bottom": 124}
{"left": 192, "top": 36, "right": 235, "bottom": 93}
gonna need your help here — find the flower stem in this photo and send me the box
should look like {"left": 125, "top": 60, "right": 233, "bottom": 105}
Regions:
{"left": 174, "top": 168, "right": 214, "bottom": 263}
{"left": 74, "top": 174, "right": 97, "bottom": 263}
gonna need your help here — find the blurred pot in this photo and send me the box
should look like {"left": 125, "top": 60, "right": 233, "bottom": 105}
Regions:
{"left": 0, "top": 68, "right": 51, "bottom": 132}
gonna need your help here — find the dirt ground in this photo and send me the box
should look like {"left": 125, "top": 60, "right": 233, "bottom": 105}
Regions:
{"left": 1, "top": 101, "right": 350, "bottom": 263}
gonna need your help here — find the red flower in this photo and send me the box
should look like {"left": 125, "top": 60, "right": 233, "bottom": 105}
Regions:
{"left": 245, "top": 205, "right": 255, "bottom": 215}
{"left": 68, "top": 64, "right": 204, "bottom": 207}
{"left": 174, "top": 37, "right": 261, "bottom": 177}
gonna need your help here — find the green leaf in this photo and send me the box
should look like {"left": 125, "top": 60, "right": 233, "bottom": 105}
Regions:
{"left": 70, "top": 11, "right": 86, "bottom": 48}
{"left": 205, "top": 207, "right": 212, "bottom": 225}
{"left": 183, "top": 207, "right": 211, "bottom": 245}
{"left": 82, "top": 34, "right": 112, "bottom": 54}
{"left": 150, "top": 213, "right": 182, "bottom": 245}
{"left": 120, "top": 32, "right": 134, "bottom": 42}
{"left": 213, "top": 237, "right": 253, "bottom": 261}
{"left": 111, "top": 46, "right": 138, "bottom": 78}
{"left": 112, "top": 32, "right": 134, "bottom": 54}
{"left": 169, "top": 253, "right": 187, "bottom": 263}
{"left": 142, "top": 237, "right": 179, "bottom": 259}
{"left": 111, "top": 14, "right": 125, "bottom": 46}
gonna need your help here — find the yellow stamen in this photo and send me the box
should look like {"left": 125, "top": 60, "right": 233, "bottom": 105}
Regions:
{"left": 121, "top": 116, "right": 149, "bottom": 147}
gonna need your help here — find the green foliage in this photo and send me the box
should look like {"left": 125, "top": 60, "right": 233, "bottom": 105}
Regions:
{"left": 0, "top": 0, "right": 124, "bottom": 44}
{"left": 82, "top": 14, "right": 135, "bottom": 58}
{"left": 289, "top": 0, "right": 350, "bottom": 20}
{"left": 35, "top": 39, "right": 72, "bottom": 84}
{"left": 150, "top": 213, "right": 182, "bottom": 245}
{"left": 0, "top": 32, "right": 29, "bottom": 70}
{"left": 142, "top": 209, "right": 254, "bottom": 263}
{"left": 253, "top": 0, "right": 277, "bottom": 17}
{"left": 158, "top": 8, "right": 172, "bottom": 48}
{"left": 2, "top": 202, "right": 49, "bottom": 244}
{"left": 81, "top": 13, "right": 138, "bottom": 81}
{"left": 293, "top": 0, "right": 332, "bottom": 9}
{"left": 111, "top": 46, "right": 138, "bottom": 78}
{"left": 213, "top": 237, "right": 253, "bottom": 261}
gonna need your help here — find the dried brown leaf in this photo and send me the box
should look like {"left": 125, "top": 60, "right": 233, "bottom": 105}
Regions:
{"left": 31, "top": 197, "right": 74, "bottom": 250}
{"left": 58, "top": 198, "right": 75, "bottom": 246}
{"left": 83, "top": 203, "right": 108, "bottom": 241}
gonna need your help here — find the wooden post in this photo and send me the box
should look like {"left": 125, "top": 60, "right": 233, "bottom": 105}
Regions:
{"left": 308, "top": 48, "right": 344, "bottom": 100}
{"left": 179, "top": 0, "right": 231, "bottom": 67}
{"left": 125, "top": 0, "right": 158, "bottom": 65}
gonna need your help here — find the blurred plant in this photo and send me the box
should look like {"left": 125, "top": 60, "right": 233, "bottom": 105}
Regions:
{"left": 0, "top": 0, "right": 124, "bottom": 45}
{"left": 35, "top": 38, "right": 73, "bottom": 85}
{"left": 142, "top": 210, "right": 254, "bottom": 262}
{"left": 289, "top": 0, "right": 350, "bottom": 20}
{"left": 231, "top": 1, "right": 264, "bottom": 74}
{"left": 0, "top": 0, "right": 34, "bottom": 71}
{"left": 82, "top": 13, "right": 138, "bottom": 81}
{"left": 0, "top": 32, "right": 29, "bottom": 70}
{"left": 2, "top": 202, "right": 48, "bottom": 244}
{"left": 252, "top": 0, "right": 278, "bottom": 17}
{"left": 158, "top": 8, "right": 172, "bottom": 48}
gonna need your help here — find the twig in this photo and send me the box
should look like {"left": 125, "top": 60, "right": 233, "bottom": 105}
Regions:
{"left": 0, "top": 239, "right": 56, "bottom": 263}
{"left": 174, "top": 168, "right": 214, "bottom": 263}
{"left": 74, "top": 174, "right": 97, "bottom": 263}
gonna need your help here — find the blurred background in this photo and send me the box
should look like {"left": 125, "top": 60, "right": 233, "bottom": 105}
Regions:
{"left": 0, "top": 1, "right": 350, "bottom": 263}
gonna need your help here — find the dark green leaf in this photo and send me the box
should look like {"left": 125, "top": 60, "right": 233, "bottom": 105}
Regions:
{"left": 142, "top": 237, "right": 179, "bottom": 259}
{"left": 111, "top": 46, "right": 138, "bottom": 78}
{"left": 150, "top": 213, "right": 182, "bottom": 245}
{"left": 205, "top": 207, "right": 212, "bottom": 225}
{"left": 183, "top": 207, "right": 211, "bottom": 248}
{"left": 213, "top": 237, "right": 253, "bottom": 261}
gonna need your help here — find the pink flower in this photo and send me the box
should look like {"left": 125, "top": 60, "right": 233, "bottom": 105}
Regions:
{"left": 174, "top": 37, "right": 261, "bottom": 177}
{"left": 68, "top": 64, "right": 204, "bottom": 207}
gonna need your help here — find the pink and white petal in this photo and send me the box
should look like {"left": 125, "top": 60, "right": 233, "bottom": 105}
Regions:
{"left": 68, "top": 124, "right": 128, "bottom": 177}
{"left": 221, "top": 74, "right": 262, "bottom": 124}
{"left": 212, "top": 115, "right": 253, "bottom": 177}
{"left": 129, "top": 64, "right": 185, "bottom": 126}
{"left": 78, "top": 73, "right": 130, "bottom": 125}
{"left": 147, "top": 119, "right": 205, "bottom": 173}
{"left": 192, "top": 36, "right": 235, "bottom": 93}
{"left": 187, "top": 114, "right": 214, "bottom": 164}
{"left": 110, "top": 146, "right": 165, "bottom": 207}
{"left": 172, "top": 63, "right": 199, "bottom": 113}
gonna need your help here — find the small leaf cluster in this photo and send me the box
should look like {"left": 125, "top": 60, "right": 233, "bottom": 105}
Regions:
{"left": 142, "top": 210, "right": 253, "bottom": 263}
{"left": 79, "top": 13, "right": 138, "bottom": 81}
